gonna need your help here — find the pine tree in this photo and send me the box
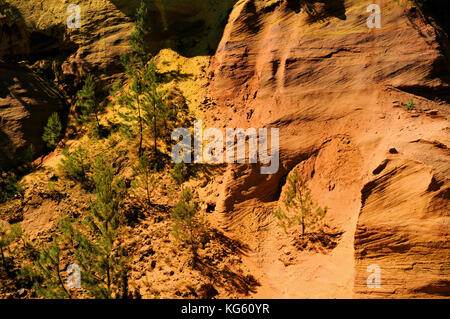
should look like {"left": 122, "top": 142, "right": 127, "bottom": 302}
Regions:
{"left": 0, "top": 172, "right": 22, "bottom": 203}
{"left": 121, "top": 0, "right": 150, "bottom": 74}
{"left": 171, "top": 187, "right": 201, "bottom": 255}
{"left": 59, "top": 145, "right": 90, "bottom": 186}
{"left": 170, "top": 162, "right": 189, "bottom": 186}
{"left": 119, "top": 62, "right": 170, "bottom": 156}
{"left": 118, "top": 75, "right": 145, "bottom": 155}
{"left": 141, "top": 61, "right": 168, "bottom": 155}
{"left": 77, "top": 75, "right": 101, "bottom": 131}
{"left": 274, "top": 168, "right": 327, "bottom": 235}
{"left": 133, "top": 154, "right": 157, "bottom": 206}
{"left": 33, "top": 238, "right": 72, "bottom": 299}
{"left": 0, "top": 223, "right": 21, "bottom": 272}
{"left": 42, "top": 112, "right": 62, "bottom": 148}
{"left": 73, "top": 157, "right": 127, "bottom": 299}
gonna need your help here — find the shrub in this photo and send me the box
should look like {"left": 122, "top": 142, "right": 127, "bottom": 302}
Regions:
{"left": 405, "top": 99, "right": 416, "bottom": 110}
{"left": 78, "top": 76, "right": 100, "bottom": 126}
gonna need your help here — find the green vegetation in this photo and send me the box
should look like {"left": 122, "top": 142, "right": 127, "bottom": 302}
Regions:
{"left": 0, "top": 172, "right": 22, "bottom": 203}
{"left": 32, "top": 239, "right": 72, "bottom": 299}
{"left": 170, "top": 162, "right": 189, "bottom": 186}
{"left": 274, "top": 169, "right": 327, "bottom": 236}
{"left": 0, "top": 223, "right": 21, "bottom": 272}
{"left": 42, "top": 112, "right": 62, "bottom": 149}
{"left": 171, "top": 187, "right": 202, "bottom": 256}
{"left": 405, "top": 99, "right": 416, "bottom": 110}
{"left": 77, "top": 75, "right": 104, "bottom": 136}
{"left": 59, "top": 145, "right": 91, "bottom": 186}
{"left": 127, "top": 0, "right": 150, "bottom": 65}
{"left": 118, "top": 69, "right": 146, "bottom": 154}
{"left": 71, "top": 157, "right": 128, "bottom": 298}
{"left": 132, "top": 154, "right": 157, "bottom": 205}
{"left": 119, "top": 61, "right": 172, "bottom": 157}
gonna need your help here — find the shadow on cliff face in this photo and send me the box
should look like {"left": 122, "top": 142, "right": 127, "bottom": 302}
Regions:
{"left": 0, "top": 127, "right": 13, "bottom": 172}
{"left": 417, "top": 0, "right": 450, "bottom": 37}
{"left": 287, "top": 0, "right": 346, "bottom": 21}
{"left": 0, "top": 62, "right": 66, "bottom": 170}
{"left": 0, "top": 0, "right": 24, "bottom": 24}
{"left": 108, "top": 0, "right": 238, "bottom": 57}
{"left": 0, "top": 0, "right": 78, "bottom": 63}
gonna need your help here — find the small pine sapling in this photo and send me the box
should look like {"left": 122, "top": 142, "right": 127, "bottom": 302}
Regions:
{"left": 33, "top": 238, "right": 72, "bottom": 299}
{"left": 77, "top": 75, "right": 102, "bottom": 133}
{"left": 171, "top": 187, "right": 202, "bottom": 256}
{"left": 0, "top": 223, "right": 22, "bottom": 272}
{"left": 73, "top": 157, "right": 128, "bottom": 299}
{"left": 170, "top": 162, "right": 189, "bottom": 186}
{"left": 274, "top": 168, "right": 327, "bottom": 236}
{"left": 132, "top": 154, "right": 157, "bottom": 206}
{"left": 42, "top": 112, "right": 62, "bottom": 148}
{"left": 59, "top": 145, "right": 91, "bottom": 186}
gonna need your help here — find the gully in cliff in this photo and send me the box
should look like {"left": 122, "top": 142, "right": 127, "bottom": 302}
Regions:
{"left": 171, "top": 120, "right": 279, "bottom": 174}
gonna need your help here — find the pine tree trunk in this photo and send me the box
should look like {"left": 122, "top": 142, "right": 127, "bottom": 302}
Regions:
{"left": 95, "top": 111, "right": 100, "bottom": 129}
{"left": 137, "top": 96, "right": 143, "bottom": 156}
{"left": 0, "top": 246, "right": 7, "bottom": 272}
{"left": 146, "top": 174, "right": 151, "bottom": 206}
{"left": 106, "top": 256, "right": 111, "bottom": 299}
{"left": 55, "top": 255, "right": 72, "bottom": 299}
{"left": 153, "top": 102, "right": 157, "bottom": 155}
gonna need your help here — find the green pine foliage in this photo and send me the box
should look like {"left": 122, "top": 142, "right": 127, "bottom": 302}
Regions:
{"left": 59, "top": 145, "right": 91, "bottom": 186}
{"left": 42, "top": 112, "right": 62, "bottom": 148}
{"left": 121, "top": 0, "right": 151, "bottom": 74}
{"left": 77, "top": 75, "right": 102, "bottom": 132}
{"left": 132, "top": 154, "right": 157, "bottom": 206}
{"left": 274, "top": 169, "right": 327, "bottom": 235}
{"left": 0, "top": 172, "right": 22, "bottom": 203}
{"left": 72, "top": 157, "right": 128, "bottom": 299}
{"left": 118, "top": 72, "right": 146, "bottom": 154}
{"left": 171, "top": 187, "right": 202, "bottom": 254}
{"left": 170, "top": 162, "right": 189, "bottom": 186}
{"left": 119, "top": 61, "right": 171, "bottom": 156}
{"left": 141, "top": 61, "right": 171, "bottom": 155}
{"left": 33, "top": 238, "right": 72, "bottom": 299}
{"left": 0, "top": 223, "right": 21, "bottom": 272}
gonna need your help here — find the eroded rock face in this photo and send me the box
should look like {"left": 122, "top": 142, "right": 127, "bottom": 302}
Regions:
{"left": 355, "top": 144, "right": 450, "bottom": 298}
{"left": 0, "top": 62, "right": 64, "bottom": 169}
{"left": 205, "top": 0, "right": 449, "bottom": 297}
{"left": 0, "top": 0, "right": 238, "bottom": 164}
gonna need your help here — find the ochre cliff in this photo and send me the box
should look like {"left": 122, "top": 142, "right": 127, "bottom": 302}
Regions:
{"left": 204, "top": 0, "right": 449, "bottom": 298}
{"left": 0, "top": 0, "right": 235, "bottom": 164}
{"left": 0, "top": 0, "right": 448, "bottom": 298}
